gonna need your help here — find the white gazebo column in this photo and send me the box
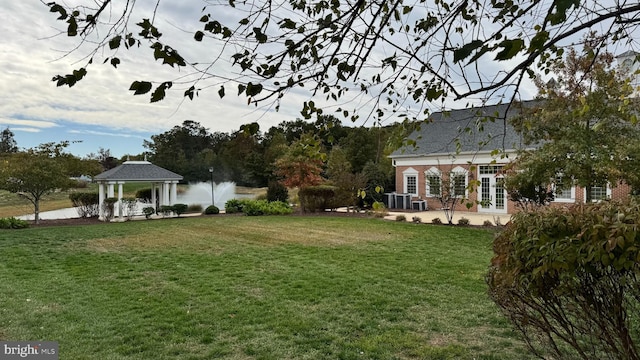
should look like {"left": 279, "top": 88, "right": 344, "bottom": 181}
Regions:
{"left": 162, "top": 181, "right": 170, "bottom": 206}
{"left": 108, "top": 182, "right": 115, "bottom": 198}
{"left": 98, "top": 182, "right": 105, "bottom": 220}
{"left": 117, "top": 182, "right": 124, "bottom": 218}
{"left": 151, "top": 183, "right": 157, "bottom": 212}
{"left": 170, "top": 181, "right": 178, "bottom": 205}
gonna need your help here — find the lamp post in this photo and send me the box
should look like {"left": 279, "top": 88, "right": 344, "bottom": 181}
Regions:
{"left": 209, "top": 167, "right": 215, "bottom": 206}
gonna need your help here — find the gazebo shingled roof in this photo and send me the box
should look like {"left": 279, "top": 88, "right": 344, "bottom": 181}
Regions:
{"left": 94, "top": 161, "right": 183, "bottom": 182}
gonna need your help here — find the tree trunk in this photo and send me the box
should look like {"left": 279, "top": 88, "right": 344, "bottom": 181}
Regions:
{"left": 34, "top": 198, "right": 40, "bottom": 224}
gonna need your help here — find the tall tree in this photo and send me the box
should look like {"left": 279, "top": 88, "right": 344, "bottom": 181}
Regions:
{"left": 0, "top": 142, "right": 101, "bottom": 223}
{"left": 44, "top": 1, "right": 640, "bottom": 122}
{"left": 218, "top": 123, "right": 266, "bottom": 186}
{"left": 509, "top": 38, "right": 640, "bottom": 202}
{"left": 0, "top": 127, "right": 18, "bottom": 154}
{"left": 144, "top": 120, "right": 214, "bottom": 182}
{"left": 275, "top": 134, "right": 326, "bottom": 189}
{"left": 87, "top": 147, "right": 119, "bottom": 170}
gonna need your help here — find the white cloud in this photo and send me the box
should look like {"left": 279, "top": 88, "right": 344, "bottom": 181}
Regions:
{"left": 11, "top": 127, "right": 44, "bottom": 133}
{"left": 0, "top": 119, "right": 59, "bottom": 129}
{"left": 67, "top": 129, "right": 147, "bottom": 139}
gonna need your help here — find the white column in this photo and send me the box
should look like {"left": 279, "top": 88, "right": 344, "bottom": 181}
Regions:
{"left": 98, "top": 182, "right": 105, "bottom": 220}
{"left": 162, "top": 182, "right": 170, "bottom": 206}
{"left": 108, "top": 183, "right": 115, "bottom": 198}
{"left": 151, "top": 183, "right": 157, "bottom": 212}
{"left": 117, "top": 182, "right": 124, "bottom": 218}
{"left": 170, "top": 182, "right": 178, "bottom": 205}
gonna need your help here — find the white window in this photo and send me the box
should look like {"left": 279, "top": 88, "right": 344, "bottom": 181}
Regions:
{"left": 403, "top": 168, "right": 419, "bottom": 196}
{"left": 553, "top": 175, "right": 575, "bottom": 203}
{"left": 406, "top": 176, "right": 417, "bottom": 195}
{"left": 425, "top": 167, "right": 441, "bottom": 196}
{"left": 587, "top": 183, "right": 611, "bottom": 202}
{"left": 450, "top": 166, "right": 468, "bottom": 197}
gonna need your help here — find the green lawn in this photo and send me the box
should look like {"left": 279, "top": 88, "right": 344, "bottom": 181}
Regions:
{"left": 0, "top": 216, "right": 531, "bottom": 359}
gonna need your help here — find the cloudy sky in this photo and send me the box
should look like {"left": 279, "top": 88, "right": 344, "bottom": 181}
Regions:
{"left": 0, "top": 1, "right": 312, "bottom": 158}
{"left": 2, "top": 1, "right": 632, "bottom": 159}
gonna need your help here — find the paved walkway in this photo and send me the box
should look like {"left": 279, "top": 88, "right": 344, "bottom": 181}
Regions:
{"left": 20, "top": 206, "right": 511, "bottom": 226}
{"left": 383, "top": 209, "right": 511, "bottom": 226}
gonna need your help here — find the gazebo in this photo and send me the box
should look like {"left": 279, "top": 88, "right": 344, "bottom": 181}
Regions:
{"left": 93, "top": 160, "right": 183, "bottom": 220}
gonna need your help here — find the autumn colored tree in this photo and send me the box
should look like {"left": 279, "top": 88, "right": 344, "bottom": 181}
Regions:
{"left": 275, "top": 134, "right": 325, "bottom": 189}
{"left": 509, "top": 38, "right": 640, "bottom": 202}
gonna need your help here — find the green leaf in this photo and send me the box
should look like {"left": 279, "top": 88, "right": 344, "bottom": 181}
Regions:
{"left": 253, "top": 27, "right": 267, "bottom": 43}
{"left": 194, "top": 31, "right": 204, "bottom": 41}
{"left": 110, "top": 58, "right": 120, "bottom": 68}
{"left": 184, "top": 86, "right": 196, "bottom": 100}
{"left": 218, "top": 86, "right": 225, "bottom": 98}
{"left": 528, "top": 31, "right": 549, "bottom": 53}
{"left": 129, "top": 81, "right": 153, "bottom": 95}
{"left": 151, "top": 82, "right": 172, "bottom": 103}
{"left": 67, "top": 17, "right": 78, "bottom": 36}
{"left": 108, "top": 36, "right": 122, "bottom": 50}
{"left": 49, "top": 4, "right": 68, "bottom": 20}
{"left": 246, "top": 83, "right": 263, "bottom": 97}
{"left": 495, "top": 39, "right": 525, "bottom": 61}
{"left": 453, "top": 40, "right": 484, "bottom": 63}
{"left": 279, "top": 18, "right": 296, "bottom": 29}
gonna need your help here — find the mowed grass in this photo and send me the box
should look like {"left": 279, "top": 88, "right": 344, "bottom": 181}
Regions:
{"left": 0, "top": 216, "right": 531, "bottom": 359}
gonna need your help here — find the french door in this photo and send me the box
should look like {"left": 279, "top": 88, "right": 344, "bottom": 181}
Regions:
{"left": 479, "top": 166, "right": 506, "bottom": 213}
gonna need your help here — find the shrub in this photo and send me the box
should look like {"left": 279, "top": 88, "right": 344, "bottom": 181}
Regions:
{"left": 0, "top": 217, "right": 29, "bottom": 229}
{"left": 431, "top": 217, "right": 442, "bottom": 225}
{"left": 371, "top": 201, "right": 388, "bottom": 216}
{"left": 101, "top": 197, "right": 118, "bottom": 221}
{"left": 457, "top": 217, "right": 470, "bottom": 226}
{"left": 487, "top": 198, "right": 640, "bottom": 359}
{"left": 224, "top": 199, "right": 292, "bottom": 216}
{"left": 142, "top": 206, "right": 155, "bottom": 219}
{"left": 69, "top": 192, "right": 100, "bottom": 218}
{"left": 204, "top": 205, "right": 220, "bottom": 215}
{"left": 159, "top": 205, "right": 173, "bottom": 217}
{"left": 412, "top": 216, "right": 422, "bottom": 224}
{"left": 135, "top": 188, "right": 153, "bottom": 203}
{"left": 298, "top": 185, "right": 338, "bottom": 212}
{"left": 172, "top": 203, "right": 188, "bottom": 217}
{"left": 261, "top": 201, "right": 293, "bottom": 215}
{"left": 242, "top": 200, "right": 265, "bottom": 216}
{"left": 121, "top": 197, "right": 138, "bottom": 220}
{"left": 395, "top": 215, "right": 406, "bottom": 222}
{"left": 224, "top": 199, "right": 244, "bottom": 214}
{"left": 267, "top": 181, "right": 289, "bottom": 203}
{"left": 482, "top": 220, "right": 494, "bottom": 227}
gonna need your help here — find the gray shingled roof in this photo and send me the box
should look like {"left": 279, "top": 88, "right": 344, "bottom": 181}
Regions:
{"left": 390, "top": 101, "right": 538, "bottom": 158}
{"left": 94, "top": 161, "right": 183, "bottom": 182}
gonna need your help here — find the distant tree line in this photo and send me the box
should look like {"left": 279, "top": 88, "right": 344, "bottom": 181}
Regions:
{"left": 136, "top": 116, "right": 415, "bottom": 198}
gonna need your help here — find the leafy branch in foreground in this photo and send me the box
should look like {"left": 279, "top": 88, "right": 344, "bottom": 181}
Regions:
{"left": 44, "top": 0, "right": 640, "bottom": 122}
